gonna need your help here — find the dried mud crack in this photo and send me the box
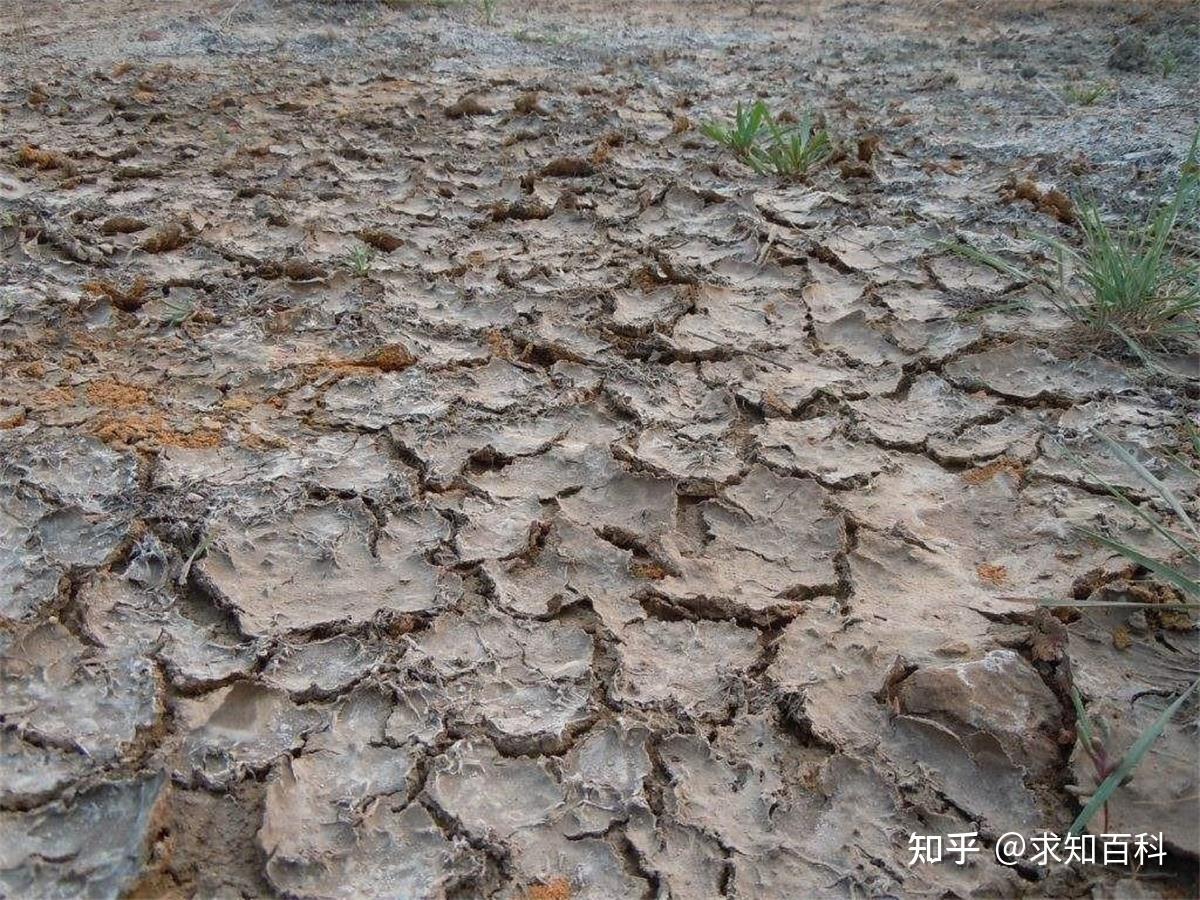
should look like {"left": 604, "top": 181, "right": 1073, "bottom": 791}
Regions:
{"left": 1, "top": 0, "right": 1198, "bottom": 897}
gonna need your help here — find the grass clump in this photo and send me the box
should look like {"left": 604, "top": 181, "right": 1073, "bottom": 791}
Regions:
{"left": 701, "top": 100, "right": 834, "bottom": 178}
{"left": 344, "top": 244, "right": 375, "bottom": 277}
{"left": 949, "top": 131, "right": 1200, "bottom": 365}
{"left": 755, "top": 112, "right": 835, "bottom": 177}
{"left": 1061, "top": 429, "right": 1200, "bottom": 604}
{"left": 1064, "top": 81, "right": 1113, "bottom": 106}
{"left": 700, "top": 100, "right": 772, "bottom": 161}
{"left": 1035, "top": 431, "right": 1199, "bottom": 834}
{"left": 1069, "top": 677, "right": 1200, "bottom": 835}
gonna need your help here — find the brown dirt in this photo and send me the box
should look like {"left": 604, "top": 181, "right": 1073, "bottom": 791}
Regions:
{"left": 1, "top": 0, "right": 1197, "bottom": 896}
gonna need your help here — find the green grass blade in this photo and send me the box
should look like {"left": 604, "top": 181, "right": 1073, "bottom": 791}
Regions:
{"left": 943, "top": 241, "right": 1033, "bottom": 283}
{"left": 1068, "top": 675, "right": 1200, "bottom": 835}
{"left": 1077, "top": 527, "right": 1200, "bottom": 598}
{"left": 1091, "top": 431, "right": 1200, "bottom": 539}
{"left": 1068, "top": 449, "right": 1199, "bottom": 562}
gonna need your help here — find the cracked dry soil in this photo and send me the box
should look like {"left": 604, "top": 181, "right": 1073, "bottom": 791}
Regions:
{"left": 1, "top": 0, "right": 1198, "bottom": 897}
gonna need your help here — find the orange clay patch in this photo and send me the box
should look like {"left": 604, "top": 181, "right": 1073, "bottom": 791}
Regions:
{"left": 976, "top": 563, "right": 1008, "bottom": 586}
{"left": 92, "top": 412, "right": 221, "bottom": 450}
{"left": 631, "top": 560, "right": 671, "bottom": 580}
{"left": 355, "top": 343, "right": 417, "bottom": 372}
{"left": 30, "top": 386, "right": 76, "bottom": 408}
{"left": 525, "top": 879, "right": 571, "bottom": 900}
{"left": 963, "top": 457, "right": 1024, "bottom": 485}
{"left": 18, "top": 144, "right": 76, "bottom": 174}
{"left": 220, "top": 395, "right": 256, "bottom": 412}
{"left": 84, "top": 277, "right": 151, "bottom": 312}
{"left": 0, "top": 408, "right": 27, "bottom": 429}
{"left": 485, "top": 328, "right": 514, "bottom": 360}
{"left": 86, "top": 378, "right": 151, "bottom": 408}
{"left": 311, "top": 343, "right": 419, "bottom": 377}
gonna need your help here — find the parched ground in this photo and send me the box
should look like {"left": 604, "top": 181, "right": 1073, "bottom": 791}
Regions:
{"left": 1, "top": 0, "right": 1198, "bottom": 896}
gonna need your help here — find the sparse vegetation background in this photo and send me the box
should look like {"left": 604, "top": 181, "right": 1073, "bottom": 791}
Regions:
{"left": 0, "top": 0, "right": 1197, "bottom": 897}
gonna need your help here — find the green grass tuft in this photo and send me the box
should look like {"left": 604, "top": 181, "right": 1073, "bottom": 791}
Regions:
{"left": 1031, "top": 431, "right": 1200, "bottom": 834}
{"left": 751, "top": 111, "right": 834, "bottom": 178}
{"left": 948, "top": 130, "right": 1200, "bottom": 366}
{"left": 701, "top": 100, "right": 772, "bottom": 161}
{"left": 702, "top": 100, "right": 834, "bottom": 179}
{"left": 1069, "top": 675, "right": 1200, "bottom": 836}
{"left": 344, "top": 244, "right": 375, "bottom": 277}
{"left": 1064, "top": 81, "right": 1113, "bottom": 106}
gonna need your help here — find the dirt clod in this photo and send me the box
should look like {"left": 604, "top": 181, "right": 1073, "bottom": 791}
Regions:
{"left": 354, "top": 343, "right": 417, "bottom": 372}
{"left": 358, "top": 229, "right": 404, "bottom": 252}
{"left": 84, "top": 276, "right": 151, "bottom": 311}
{"left": 140, "top": 223, "right": 189, "bottom": 253}
{"left": 541, "top": 157, "right": 595, "bottom": 178}
{"left": 2, "top": 2, "right": 1196, "bottom": 897}
{"left": 100, "top": 215, "right": 149, "bottom": 235}
{"left": 446, "top": 94, "right": 491, "bottom": 117}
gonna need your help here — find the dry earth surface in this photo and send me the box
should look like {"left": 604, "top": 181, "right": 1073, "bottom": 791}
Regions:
{"left": 1, "top": 0, "right": 1198, "bottom": 896}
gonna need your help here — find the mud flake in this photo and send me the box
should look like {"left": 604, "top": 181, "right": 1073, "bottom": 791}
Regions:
{"left": 481, "top": 517, "right": 643, "bottom": 629}
{"left": 945, "top": 342, "right": 1131, "bottom": 402}
{"left": 540, "top": 157, "right": 595, "bottom": 178}
{"left": 406, "top": 610, "right": 593, "bottom": 751}
{"left": 140, "top": 222, "right": 188, "bottom": 253}
{"left": 321, "top": 369, "right": 448, "bottom": 430}
{"left": 261, "top": 634, "right": 384, "bottom": 699}
{"left": 194, "top": 500, "right": 458, "bottom": 637}
{"left": 559, "top": 723, "right": 651, "bottom": 836}
{"left": 0, "top": 623, "right": 161, "bottom": 789}
{"left": 508, "top": 830, "right": 648, "bottom": 900}
{"left": 263, "top": 790, "right": 480, "bottom": 898}
{"left": 754, "top": 415, "right": 889, "bottom": 487}
{"left": 83, "top": 277, "right": 151, "bottom": 312}
{"left": 894, "top": 649, "right": 1061, "bottom": 777}
{"left": 456, "top": 494, "right": 547, "bottom": 562}
{"left": 1030, "top": 404, "right": 1198, "bottom": 497}
{"left": 427, "top": 739, "right": 565, "bottom": 839}
{"left": 0, "top": 773, "right": 166, "bottom": 898}
{"left": 611, "top": 619, "right": 758, "bottom": 718}
{"left": 174, "top": 681, "right": 323, "bottom": 788}
{"left": 655, "top": 465, "right": 844, "bottom": 619}
{"left": 257, "top": 688, "right": 439, "bottom": 896}
{"left": 558, "top": 465, "right": 677, "bottom": 546}
{"left": 99, "top": 215, "right": 148, "bottom": 235}
{"left": 849, "top": 373, "right": 996, "bottom": 447}
{"left": 616, "top": 426, "right": 742, "bottom": 491}
{"left": 625, "top": 812, "right": 726, "bottom": 899}
{"left": 77, "top": 573, "right": 254, "bottom": 691}
{"left": 445, "top": 94, "right": 491, "bottom": 118}
{"left": 35, "top": 505, "right": 128, "bottom": 568}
